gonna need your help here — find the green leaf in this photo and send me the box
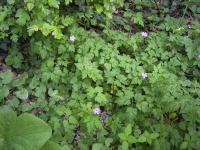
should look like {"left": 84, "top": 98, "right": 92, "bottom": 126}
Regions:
{"left": 41, "top": 23, "right": 54, "bottom": 36}
{"left": 68, "top": 116, "right": 78, "bottom": 124}
{"left": 41, "top": 141, "right": 63, "bottom": 150}
{"left": 127, "top": 136, "right": 137, "bottom": 144}
{"left": 125, "top": 124, "right": 132, "bottom": 135}
{"left": 150, "top": 133, "right": 159, "bottom": 139}
{"left": 28, "top": 25, "right": 38, "bottom": 36}
{"left": 118, "top": 133, "right": 126, "bottom": 141}
{"left": 0, "top": 71, "right": 13, "bottom": 84}
{"left": 61, "top": 16, "right": 74, "bottom": 26}
{"left": 16, "top": 89, "right": 29, "bottom": 100}
{"left": 48, "top": 0, "right": 60, "bottom": 9}
{"left": 105, "top": 138, "right": 113, "bottom": 147}
{"left": 133, "top": 12, "right": 144, "bottom": 27}
{"left": 180, "top": 141, "right": 188, "bottom": 149}
{"left": 5, "top": 48, "right": 23, "bottom": 69}
{"left": 0, "top": 86, "right": 9, "bottom": 100}
{"left": 7, "top": 0, "right": 15, "bottom": 4}
{"left": 95, "top": 93, "right": 107, "bottom": 104}
{"left": 15, "top": 9, "right": 30, "bottom": 26}
{"left": 65, "top": 0, "right": 72, "bottom": 5}
{"left": 122, "top": 141, "right": 129, "bottom": 150}
{"left": 95, "top": 4, "right": 103, "bottom": 13}
{"left": 27, "top": 3, "right": 34, "bottom": 11}
{"left": 92, "top": 143, "right": 103, "bottom": 150}
{"left": 137, "top": 136, "right": 146, "bottom": 143}
{"left": 52, "top": 27, "right": 63, "bottom": 39}
{"left": 0, "top": 110, "right": 52, "bottom": 150}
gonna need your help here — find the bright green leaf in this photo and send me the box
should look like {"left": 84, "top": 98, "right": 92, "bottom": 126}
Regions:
{"left": 48, "top": 0, "right": 60, "bottom": 9}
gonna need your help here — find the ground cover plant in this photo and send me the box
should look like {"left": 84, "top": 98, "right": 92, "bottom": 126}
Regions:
{"left": 0, "top": 0, "right": 200, "bottom": 149}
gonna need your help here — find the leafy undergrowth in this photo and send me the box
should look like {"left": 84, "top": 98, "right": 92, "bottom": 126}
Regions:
{"left": 0, "top": 0, "right": 200, "bottom": 150}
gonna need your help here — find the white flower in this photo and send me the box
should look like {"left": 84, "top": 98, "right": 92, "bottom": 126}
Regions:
{"left": 69, "top": 35, "right": 76, "bottom": 42}
{"left": 141, "top": 72, "right": 148, "bottom": 79}
{"left": 92, "top": 107, "right": 101, "bottom": 115}
{"left": 187, "top": 24, "right": 192, "bottom": 29}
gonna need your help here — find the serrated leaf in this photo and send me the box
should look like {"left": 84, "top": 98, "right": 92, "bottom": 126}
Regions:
{"left": 61, "top": 16, "right": 74, "bottom": 26}
{"left": 28, "top": 25, "right": 38, "bottom": 36}
{"left": 0, "top": 71, "right": 13, "bottom": 84}
{"left": 133, "top": 12, "right": 144, "bottom": 27}
{"left": 5, "top": 49, "right": 23, "bottom": 69}
{"left": 52, "top": 27, "right": 63, "bottom": 39}
{"left": 68, "top": 116, "right": 78, "bottom": 124}
{"left": 41, "top": 23, "right": 53, "bottom": 36}
{"left": 95, "top": 93, "right": 107, "bottom": 104}
{"left": 15, "top": 9, "right": 30, "bottom": 26}
{"left": 48, "top": 0, "right": 60, "bottom": 9}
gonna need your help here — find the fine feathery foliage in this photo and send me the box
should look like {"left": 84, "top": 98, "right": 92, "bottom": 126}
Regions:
{"left": 0, "top": 0, "right": 200, "bottom": 150}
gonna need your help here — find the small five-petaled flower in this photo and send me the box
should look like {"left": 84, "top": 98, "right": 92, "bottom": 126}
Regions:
{"left": 69, "top": 35, "right": 76, "bottom": 42}
{"left": 141, "top": 72, "right": 148, "bottom": 79}
{"left": 140, "top": 31, "right": 148, "bottom": 37}
{"left": 92, "top": 107, "right": 101, "bottom": 115}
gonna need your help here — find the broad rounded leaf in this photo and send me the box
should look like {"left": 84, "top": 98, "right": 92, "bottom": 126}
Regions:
{"left": 92, "top": 143, "right": 104, "bottom": 150}
{"left": 16, "top": 89, "right": 28, "bottom": 100}
{"left": 0, "top": 110, "right": 52, "bottom": 150}
{"left": 0, "top": 86, "right": 9, "bottom": 100}
{"left": 41, "top": 141, "right": 63, "bottom": 150}
{"left": 137, "top": 136, "right": 146, "bottom": 143}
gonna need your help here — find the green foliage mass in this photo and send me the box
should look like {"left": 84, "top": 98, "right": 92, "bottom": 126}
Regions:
{"left": 0, "top": 0, "right": 200, "bottom": 150}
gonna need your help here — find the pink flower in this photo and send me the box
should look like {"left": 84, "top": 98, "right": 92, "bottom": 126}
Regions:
{"left": 69, "top": 35, "right": 76, "bottom": 42}
{"left": 140, "top": 31, "right": 148, "bottom": 37}
{"left": 141, "top": 72, "right": 148, "bottom": 79}
{"left": 92, "top": 107, "right": 101, "bottom": 115}
{"left": 197, "top": 54, "right": 200, "bottom": 58}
